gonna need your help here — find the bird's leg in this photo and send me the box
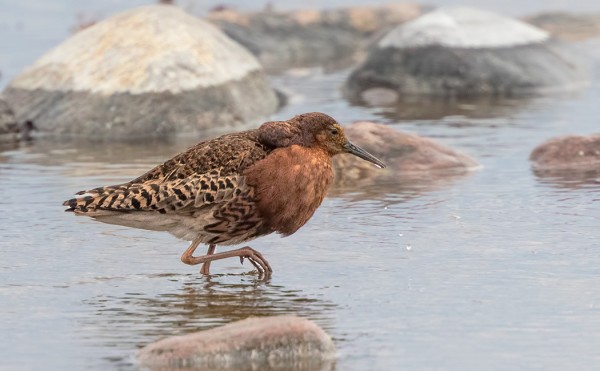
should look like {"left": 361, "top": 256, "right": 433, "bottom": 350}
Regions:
{"left": 181, "top": 238, "right": 202, "bottom": 266}
{"left": 199, "top": 244, "right": 216, "bottom": 275}
{"left": 181, "top": 243, "right": 272, "bottom": 276}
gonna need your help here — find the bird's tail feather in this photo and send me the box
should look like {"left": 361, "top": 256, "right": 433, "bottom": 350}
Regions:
{"left": 63, "top": 184, "right": 134, "bottom": 213}
{"left": 63, "top": 174, "right": 241, "bottom": 214}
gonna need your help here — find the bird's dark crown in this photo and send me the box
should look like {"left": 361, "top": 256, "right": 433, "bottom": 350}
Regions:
{"left": 257, "top": 112, "right": 345, "bottom": 154}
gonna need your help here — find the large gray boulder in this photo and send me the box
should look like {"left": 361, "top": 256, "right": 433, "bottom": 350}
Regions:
{"left": 208, "top": 4, "right": 423, "bottom": 71}
{"left": 137, "top": 316, "right": 335, "bottom": 370}
{"left": 345, "top": 7, "right": 588, "bottom": 103}
{"left": 2, "top": 5, "right": 278, "bottom": 138}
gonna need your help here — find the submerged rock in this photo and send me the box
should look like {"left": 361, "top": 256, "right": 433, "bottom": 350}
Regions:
{"left": 137, "top": 316, "right": 335, "bottom": 370}
{"left": 208, "top": 3, "right": 423, "bottom": 71}
{"left": 3, "top": 5, "right": 278, "bottom": 138}
{"left": 333, "top": 121, "right": 478, "bottom": 185}
{"left": 345, "top": 7, "right": 587, "bottom": 102}
{"left": 530, "top": 134, "right": 600, "bottom": 170}
{"left": 530, "top": 134, "right": 600, "bottom": 188}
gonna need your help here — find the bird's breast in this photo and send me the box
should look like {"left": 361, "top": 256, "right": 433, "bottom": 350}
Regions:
{"left": 244, "top": 145, "right": 334, "bottom": 235}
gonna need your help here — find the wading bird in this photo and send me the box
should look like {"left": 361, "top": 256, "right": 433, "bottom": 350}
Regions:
{"left": 64, "top": 112, "right": 385, "bottom": 276}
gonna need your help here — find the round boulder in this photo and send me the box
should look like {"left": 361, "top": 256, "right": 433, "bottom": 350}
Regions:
{"left": 530, "top": 134, "right": 600, "bottom": 170}
{"left": 137, "top": 315, "right": 335, "bottom": 370}
{"left": 345, "top": 7, "right": 588, "bottom": 102}
{"left": 333, "top": 121, "right": 478, "bottom": 185}
{"left": 2, "top": 5, "right": 278, "bottom": 138}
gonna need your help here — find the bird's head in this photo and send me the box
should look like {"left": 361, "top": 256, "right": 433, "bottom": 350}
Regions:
{"left": 258, "top": 112, "right": 386, "bottom": 168}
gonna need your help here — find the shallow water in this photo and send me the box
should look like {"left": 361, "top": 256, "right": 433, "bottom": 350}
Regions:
{"left": 2, "top": 1, "right": 600, "bottom": 371}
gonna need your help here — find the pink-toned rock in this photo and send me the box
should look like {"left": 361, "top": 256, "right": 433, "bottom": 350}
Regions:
{"left": 530, "top": 133, "right": 600, "bottom": 170}
{"left": 137, "top": 316, "right": 335, "bottom": 370}
{"left": 333, "top": 121, "right": 478, "bottom": 184}
{"left": 525, "top": 12, "right": 600, "bottom": 41}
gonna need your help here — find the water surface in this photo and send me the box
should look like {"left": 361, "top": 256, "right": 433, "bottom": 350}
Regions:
{"left": 1, "top": 1, "right": 600, "bottom": 371}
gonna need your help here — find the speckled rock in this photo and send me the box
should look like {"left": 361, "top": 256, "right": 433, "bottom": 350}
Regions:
{"left": 208, "top": 3, "right": 423, "bottom": 71}
{"left": 345, "top": 7, "right": 588, "bottom": 102}
{"left": 2, "top": 5, "right": 278, "bottom": 138}
{"left": 137, "top": 316, "right": 335, "bottom": 371}
{"left": 333, "top": 121, "right": 478, "bottom": 184}
{"left": 530, "top": 134, "right": 600, "bottom": 170}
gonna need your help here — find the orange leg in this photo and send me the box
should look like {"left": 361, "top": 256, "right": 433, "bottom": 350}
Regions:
{"left": 199, "top": 244, "right": 216, "bottom": 275}
{"left": 181, "top": 239, "right": 272, "bottom": 276}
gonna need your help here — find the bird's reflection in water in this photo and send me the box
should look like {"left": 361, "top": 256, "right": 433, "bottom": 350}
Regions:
{"left": 82, "top": 273, "right": 337, "bottom": 370}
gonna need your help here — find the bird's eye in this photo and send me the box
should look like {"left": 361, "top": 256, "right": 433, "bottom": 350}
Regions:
{"left": 330, "top": 128, "right": 339, "bottom": 135}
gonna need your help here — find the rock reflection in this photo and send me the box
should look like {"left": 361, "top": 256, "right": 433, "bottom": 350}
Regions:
{"left": 81, "top": 274, "right": 336, "bottom": 369}
{"left": 13, "top": 137, "right": 201, "bottom": 167}
{"left": 330, "top": 170, "right": 473, "bottom": 204}
{"left": 532, "top": 167, "right": 600, "bottom": 189}
{"left": 0, "top": 137, "right": 35, "bottom": 156}
{"left": 353, "top": 94, "right": 537, "bottom": 120}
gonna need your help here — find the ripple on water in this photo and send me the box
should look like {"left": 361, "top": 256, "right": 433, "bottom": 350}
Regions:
{"left": 76, "top": 273, "right": 337, "bottom": 369}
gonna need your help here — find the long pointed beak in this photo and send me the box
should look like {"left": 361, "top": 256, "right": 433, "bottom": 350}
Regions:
{"left": 343, "top": 140, "right": 386, "bottom": 169}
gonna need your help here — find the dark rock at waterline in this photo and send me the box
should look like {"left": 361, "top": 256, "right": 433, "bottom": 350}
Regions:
{"left": 530, "top": 134, "right": 600, "bottom": 170}
{"left": 345, "top": 7, "right": 588, "bottom": 102}
{"left": 208, "top": 4, "right": 423, "bottom": 71}
{"left": 333, "top": 121, "right": 478, "bottom": 185}
{"left": 2, "top": 5, "right": 278, "bottom": 138}
{"left": 0, "top": 98, "right": 35, "bottom": 143}
{"left": 0, "top": 98, "right": 19, "bottom": 142}
{"left": 5, "top": 74, "right": 273, "bottom": 138}
{"left": 137, "top": 316, "right": 335, "bottom": 370}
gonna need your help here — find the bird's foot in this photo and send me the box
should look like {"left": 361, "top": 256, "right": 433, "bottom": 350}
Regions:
{"left": 199, "top": 262, "right": 211, "bottom": 275}
{"left": 239, "top": 246, "right": 272, "bottom": 277}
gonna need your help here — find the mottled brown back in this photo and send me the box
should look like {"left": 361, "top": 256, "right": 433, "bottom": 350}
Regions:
{"left": 64, "top": 130, "right": 272, "bottom": 213}
{"left": 130, "top": 130, "right": 271, "bottom": 184}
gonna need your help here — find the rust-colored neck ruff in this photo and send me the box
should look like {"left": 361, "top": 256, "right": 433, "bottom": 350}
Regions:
{"left": 244, "top": 145, "right": 334, "bottom": 236}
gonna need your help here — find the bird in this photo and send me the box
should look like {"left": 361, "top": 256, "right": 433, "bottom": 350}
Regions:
{"left": 63, "top": 112, "right": 385, "bottom": 276}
